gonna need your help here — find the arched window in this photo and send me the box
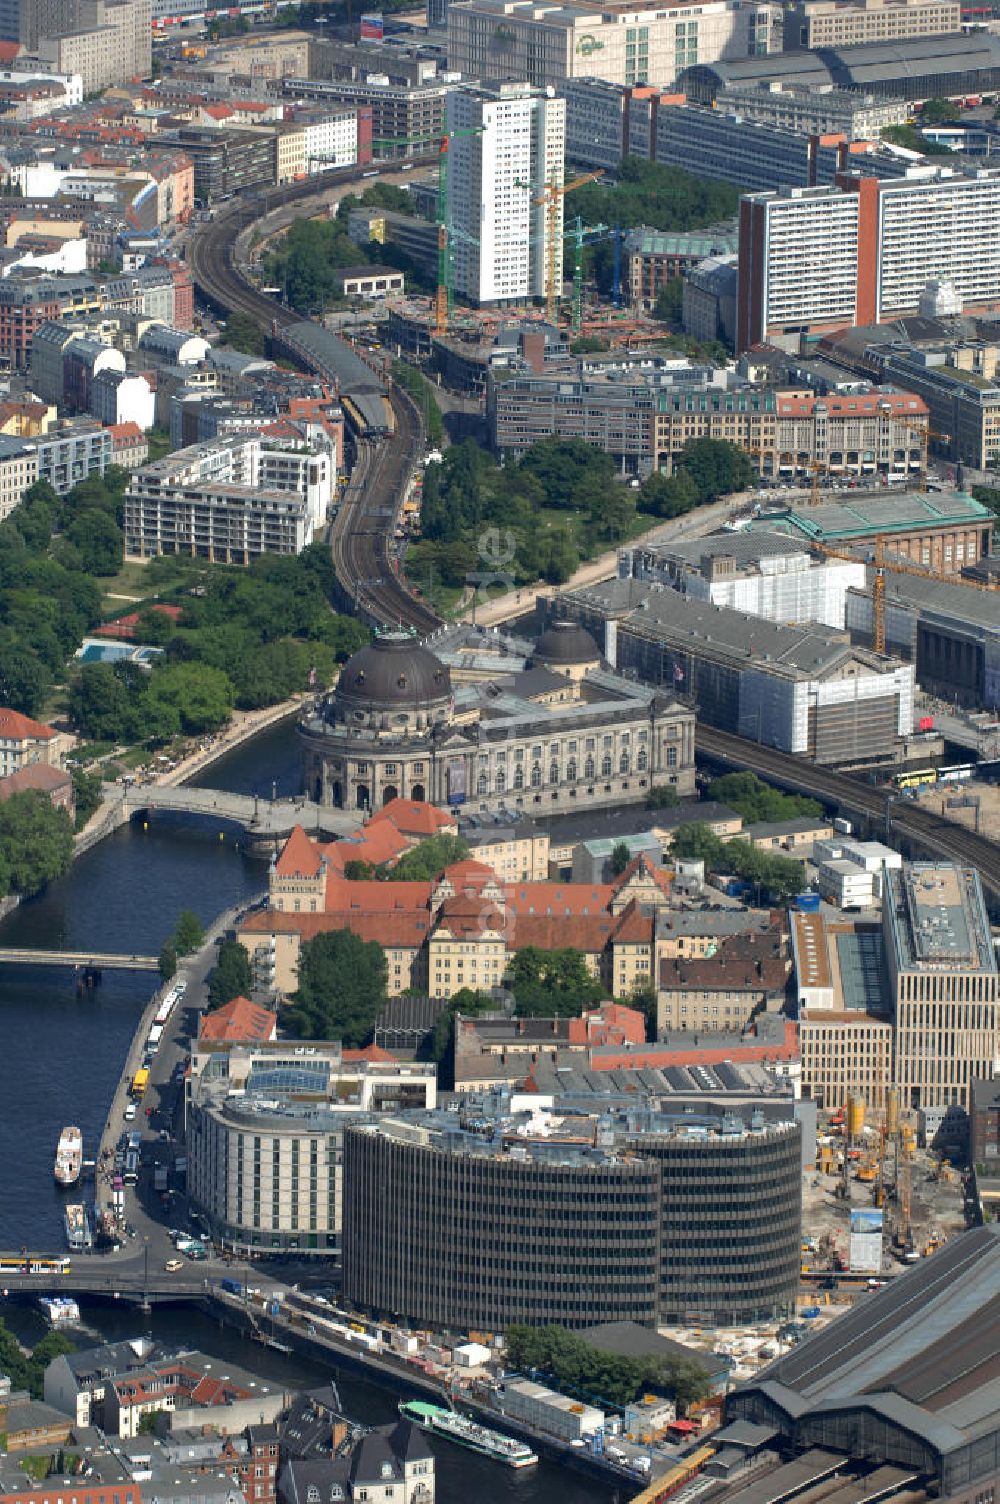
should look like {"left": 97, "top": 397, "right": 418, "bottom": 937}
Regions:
{"left": 601, "top": 754, "right": 612, "bottom": 778}
{"left": 477, "top": 771, "right": 488, "bottom": 795}
{"left": 566, "top": 758, "right": 577, "bottom": 782}
{"left": 513, "top": 765, "right": 524, "bottom": 790}
{"left": 549, "top": 762, "right": 559, "bottom": 785}
{"left": 495, "top": 769, "right": 506, "bottom": 793}
{"left": 530, "top": 763, "right": 541, "bottom": 788}
{"left": 585, "top": 755, "right": 595, "bottom": 780}
{"left": 619, "top": 752, "right": 630, "bottom": 774}
{"left": 637, "top": 748, "right": 647, "bottom": 772}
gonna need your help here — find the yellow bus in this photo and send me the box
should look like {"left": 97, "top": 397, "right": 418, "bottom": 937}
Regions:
{"left": 131, "top": 1067, "right": 150, "bottom": 1099}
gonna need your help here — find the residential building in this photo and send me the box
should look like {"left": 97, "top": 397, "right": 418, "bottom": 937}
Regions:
{"left": 123, "top": 432, "right": 334, "bottom": 562}
{"left": 654, "top": 103, "right": 910, "bottom": 196}
{"left": 90, "top": 370, "right": 155, "bottom": 430}
{"left": 972, "top": 1076, "right": 1000, "bottom": 1171}
{"left": 0, "top": 707, "right": 61, "bottom": 776}
{"left": 738, "top": 167, "right": 1000, "bottom": 352}
{"left": 874, "top": 347, "right": 1000, "bottom": 471}
{"left": 298, "top": 621, "right": 695, "bottom": 817}
{"left": 277, "top": 1425, "right": 435, "bottom": 1504}
{"left": 102, "top": 1352, "right": 290, "bottom": 1439}
{"left": 35, "top": 419, "right": 111, "bottom": 494}
{"left": 445, "top": 82, "right": 565, "bottom": 307}
{"left": 447, "top": 0, "right": 778, "bottom": 93}
{"left": 791, "top": 907, "right": 893, "bottom": 1110}
{"left": 343, "top": 1099, "right": 801, "bottom": 1329}
{"left": 883, "top": 863, "right": 999, "bottom": 1109}
{"left": 624, "top": 529, "right": 868, "bottom": 631}
{"left": 0, "top": 761, "right": 74, "bottom": 816}
{"left": 334, "top": 265, "right": 405, "bottom": 299}
{"left": 0, "top": 433, "right": 36, "bottom": 519}
{"left": 277, "top": 77, "right": 444, "bottom": 165}
{"left": 187, "top": 1040, "right": 436, "bottom": 1257}
{"left": 163, "top": 128, "right": 275, "bottom": 203}
{"left": 683, "top": 254, "right": 738, "bottom": 345}
{"left": 657, "top": 923, "right": 790, "bottom": 1032}
{"left": 36, "top": 0, "right": 152, "bottom": 94}
{"left": 783, "top": 0, "right": 960, "bottom": 50}
{"left": 713, "top": 80, "right": 910, "bottom": 137}
{"left": 108, "top": 420, "right": 148, "bottom": 470}
{"left": 556, "top": 582, "right": 916, "bottom": 765}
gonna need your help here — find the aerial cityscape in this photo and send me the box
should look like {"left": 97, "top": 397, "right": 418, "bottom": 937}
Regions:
{"left": 0, "top": 0, "right": 995, "bottom": 1501}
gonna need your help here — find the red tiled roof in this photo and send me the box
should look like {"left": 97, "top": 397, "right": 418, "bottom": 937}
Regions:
{"left": 774, "top": 390, "right": 927, "bottom": 418}
{"left": 370, "top": 797, "right": 456, "bottom": 838}
{"left": 342, "top": 1043, "right": 395, "bottom": 1062}
{"left": 274, "top": 824, "right": 327, "bottom": 878}
{"left": 199, "top": 996, "right": 276, "bottom": 1044}
{"left": 0, "top": 763, "right": 71, "bottom": 800}
{"left": 94, "top": 603, "right": 182, "bottom": 641}
{"left": 108, "top": 420, "right": 144, "bottom": 444}
{"left": 506, "top": 882, "right": 614, "bottom": 917}
{"left": 241, "top": 908, "right": 431, "bottom": 950}
{"left": 0, "top": 707, "right": 56, "bottom": 741}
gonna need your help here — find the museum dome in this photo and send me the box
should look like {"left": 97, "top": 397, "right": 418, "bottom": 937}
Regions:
{"left": 531, "top": 620, "right": 601, "bottom": 668}
{"left": 333, "top": 631, "right": 452, "bottom": 722}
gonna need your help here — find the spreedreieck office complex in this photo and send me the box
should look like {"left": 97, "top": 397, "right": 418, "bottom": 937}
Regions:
{"left": 342, "top": 1101, "right": 802, "bottom": 1331}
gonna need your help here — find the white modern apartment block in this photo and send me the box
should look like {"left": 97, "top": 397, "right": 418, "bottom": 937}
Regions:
{"left": 303, "top": 110, "right": 359, "bottom": 172}
{"left": 448, "top": 0, "right": 776, "bottom": 91}
{"left": 123, "top": 433, "right": 334, "bottom": 563}
{"left": 738, "top": 165, "right": 1000, "bottom": 351}
{"left": 447, "top": 81, "right": 566, "bottom": 305}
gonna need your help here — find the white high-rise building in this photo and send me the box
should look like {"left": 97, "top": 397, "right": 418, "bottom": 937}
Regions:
{"left": 446, "top": 82, "right": 566, "bottom": 306}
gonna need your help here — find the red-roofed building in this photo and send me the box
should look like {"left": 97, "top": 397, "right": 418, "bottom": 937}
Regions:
{"left": 95, "top": 603, "right": 182, "bottom": 641}
{"left": 0, "top": 761, "right": 74, "bottom": 816}
{"left": 243, "top": 824, "right": 675, "bottom": 1000}
{"left": 108, "top": 420, "right": 148, "bottom": 469}
{"left": 198, "top": 996, "right": 276, "bottom": 1045}
{"left": 0, "top": 707, "right": 62, "bottom": 776}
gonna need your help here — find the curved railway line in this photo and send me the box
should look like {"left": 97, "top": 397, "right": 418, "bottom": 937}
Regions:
{"left": 186, "top": 173, "right": 999, "bottom": 897}
{"left": 186, "top": 161, "right": 440, "bottom": 634}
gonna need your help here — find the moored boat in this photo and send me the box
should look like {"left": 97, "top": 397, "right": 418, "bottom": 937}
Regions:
{"left": 399, "top": 1400, "right": 538, "bottom": 1468}
{"left": 63, "top": 1203, "right": 92, "bottom": 1252}
{"left": 54, "top": 1127, "right": 83, "bottom": 1188}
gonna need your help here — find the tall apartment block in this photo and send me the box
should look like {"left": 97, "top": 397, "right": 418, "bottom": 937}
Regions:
{"left": 446, "top": 82, "right": 565, "bottom": 306}
{"left": 737, "top": 167, "right": 1000, "bottom": 351}
{"left": 883, "top": 864, "right": 999, "bottom": 1110}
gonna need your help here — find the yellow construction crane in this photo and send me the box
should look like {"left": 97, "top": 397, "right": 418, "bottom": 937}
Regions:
{"left": 811, "top": 535, "right": 998, "bottom": 656}
{"left": 531, "top": 171, "right": 603, "bottom": 324}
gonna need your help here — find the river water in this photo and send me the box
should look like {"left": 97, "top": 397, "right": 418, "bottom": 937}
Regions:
{"left": 0, "top": 720, "right": 616, "bottom": 1504}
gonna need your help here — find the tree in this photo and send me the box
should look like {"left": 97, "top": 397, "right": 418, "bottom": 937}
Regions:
{"left": 427, "top": 987, "right": 494, "bottom": 1083}
{"left": 509, "top": 947, "right": 605, "bottom": 1017}
{"left": 68, "top": 662, "right": 142, "bottom": 743}
{"left": 0, "top": 792, "right": 74, "bottom": 899}
{"left": 504, "top": 1324, "right": 710, "bottom": 1412}
{"left": 669, "top": 822, "right": 724, "bottom": 864}
{"left": 638, "top": 469, "right": 699, "bottom": 521}
{"left": 65, "top": 509, "right": 123, "bottom": 575}
{"left": 173, "top": 909, "right": 205, "bottom": 956}
{"left": 610, "top": 841, "right": 632, "bottom": 877}
{"left": 344, "top": 859, "right": 375, "bottom": 880}
{"left": 158, "top": 941, "right": 177, "bottom": 982}
{"left": 285, "top": 929, "right": 388, "bottom": 1045}
{"left": 653, "top": 276, "right": 684, "bottom": 326}
{"left": 70, "top": 766, "right": 104, "bottom": 830}
{"left": 676, "top": 437, "right": 754, "bottom": 503}
{"left": 646, "top": 785, "right": 679, "bottom": 810}
{"left": 0, "top": 636, "right": 52, "bottom": 717}
{"left": 389, "top": 833, "right": 470, "bottom": 881}
{"left": 222, "top": 310, "right": 265, "bottom": 356}
{"left": 919, "top": 96, "right": 956, "bottom": 123}
{"left": 207, "top": 939, "right": 253, "bottom": 1009}
{"left": 708, "top": 771, "right": 822, "bottom": 825}
{"left": 147, "top": 662, "right": 234, "bottom": 735}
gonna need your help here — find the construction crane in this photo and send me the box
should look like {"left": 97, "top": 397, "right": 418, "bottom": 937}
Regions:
{"left": 374, "top": 126, "right": 486, "bottom": 335}
{"left": 811, "top": 534, "right": 999, "bottom": 656}
{"left": 529, "top": 171, "right": 603, "bottom": 324}
{"left": 562, "top": 215, "right": 608, "bottom": 331}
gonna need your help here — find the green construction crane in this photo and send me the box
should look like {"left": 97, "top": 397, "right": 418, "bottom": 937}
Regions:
{"left": 566, "top": 215, "right": 608, "bottom": 331}
{"left": 373, "top": 127, "right": 486, "bottom": 332}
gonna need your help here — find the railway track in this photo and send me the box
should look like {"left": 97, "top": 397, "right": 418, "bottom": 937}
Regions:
{"left": 698, "top": 726, "right": 1000, "bottom": 903}
{"left": 186, "top": 163, "right": 441, "bottom": 635}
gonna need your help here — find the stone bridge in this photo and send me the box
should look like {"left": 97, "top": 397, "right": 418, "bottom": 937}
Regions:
{"left": 123, "top": 785, "right": 362, "bottom": 849}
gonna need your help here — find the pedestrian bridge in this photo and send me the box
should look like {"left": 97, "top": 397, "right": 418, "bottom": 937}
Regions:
{"left": 126, "top": 786, "right": 363, "bottom": 842}
{"left": 0, "top": 950, "right": 159, "bottom": 970}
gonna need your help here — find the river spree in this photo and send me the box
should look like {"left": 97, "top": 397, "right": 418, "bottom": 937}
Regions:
{"left": 0, "top": 720, "right": 616, "bottom": 1503}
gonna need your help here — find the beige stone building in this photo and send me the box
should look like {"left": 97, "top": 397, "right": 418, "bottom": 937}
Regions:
{"left": 657, "top": 924, "right": 790, "bottom": 1033}
{"left": 38, "top": 0, "right": 152, "bottom": 94}
{"left": 0, "top": 434, "right": 37, "bottom": 520}
{"left": 784, "top": 0, "right": 960, "bottom": 50}
{"left": 883, "top": 864, "right": 1000, "bottom": 1109}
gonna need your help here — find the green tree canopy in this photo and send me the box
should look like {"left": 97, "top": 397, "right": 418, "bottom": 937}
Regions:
{"left": 173, "top": 909, "right": 205, "bottom": 956}
{"left": 508, "top": 947, "right": 605, "bottom": 1017}
{"left": 207, "top": 939, "right": 253, "bottom": 1009}
{"left": 610, "top": 841, "right": 632, "bottom": 877}
{"left": 708, "top": 771, "right": 822, "bottom": 824}
{"left": 285, "top": 929, "right": 388, "bottom": 1045}
{"left": 505, "top": 1324, "right": 710, "bottom": 1412}
{"left": 158, "top": 941, "right": 178, "bottom": 982}
{"left": 389, "top": 832, "right": 470, "bottom": 881}
{"left": 0, "top": 791, "right": 73, "bottom": 899}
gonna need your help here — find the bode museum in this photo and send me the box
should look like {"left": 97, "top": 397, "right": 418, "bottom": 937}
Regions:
{"left": 298, "top": 619, "right": 696, "bottom": 815}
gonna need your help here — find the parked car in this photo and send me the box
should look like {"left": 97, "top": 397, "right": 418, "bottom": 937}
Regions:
{"left": 165, "top": 1259, "right": 183, "bottom": 1272}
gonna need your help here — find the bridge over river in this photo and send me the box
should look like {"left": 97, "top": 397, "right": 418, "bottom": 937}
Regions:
{"left": 120, "top": 785, "right": 363, "bottom": 849}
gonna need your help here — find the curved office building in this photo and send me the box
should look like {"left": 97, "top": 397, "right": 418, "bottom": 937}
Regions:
{"left": 343, "top": 1105, "right": 801, "bottom": 1331}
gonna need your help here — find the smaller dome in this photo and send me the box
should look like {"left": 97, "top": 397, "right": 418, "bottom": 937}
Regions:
{"left": 532, "top": 620, "right": 601, "bottom": 667}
